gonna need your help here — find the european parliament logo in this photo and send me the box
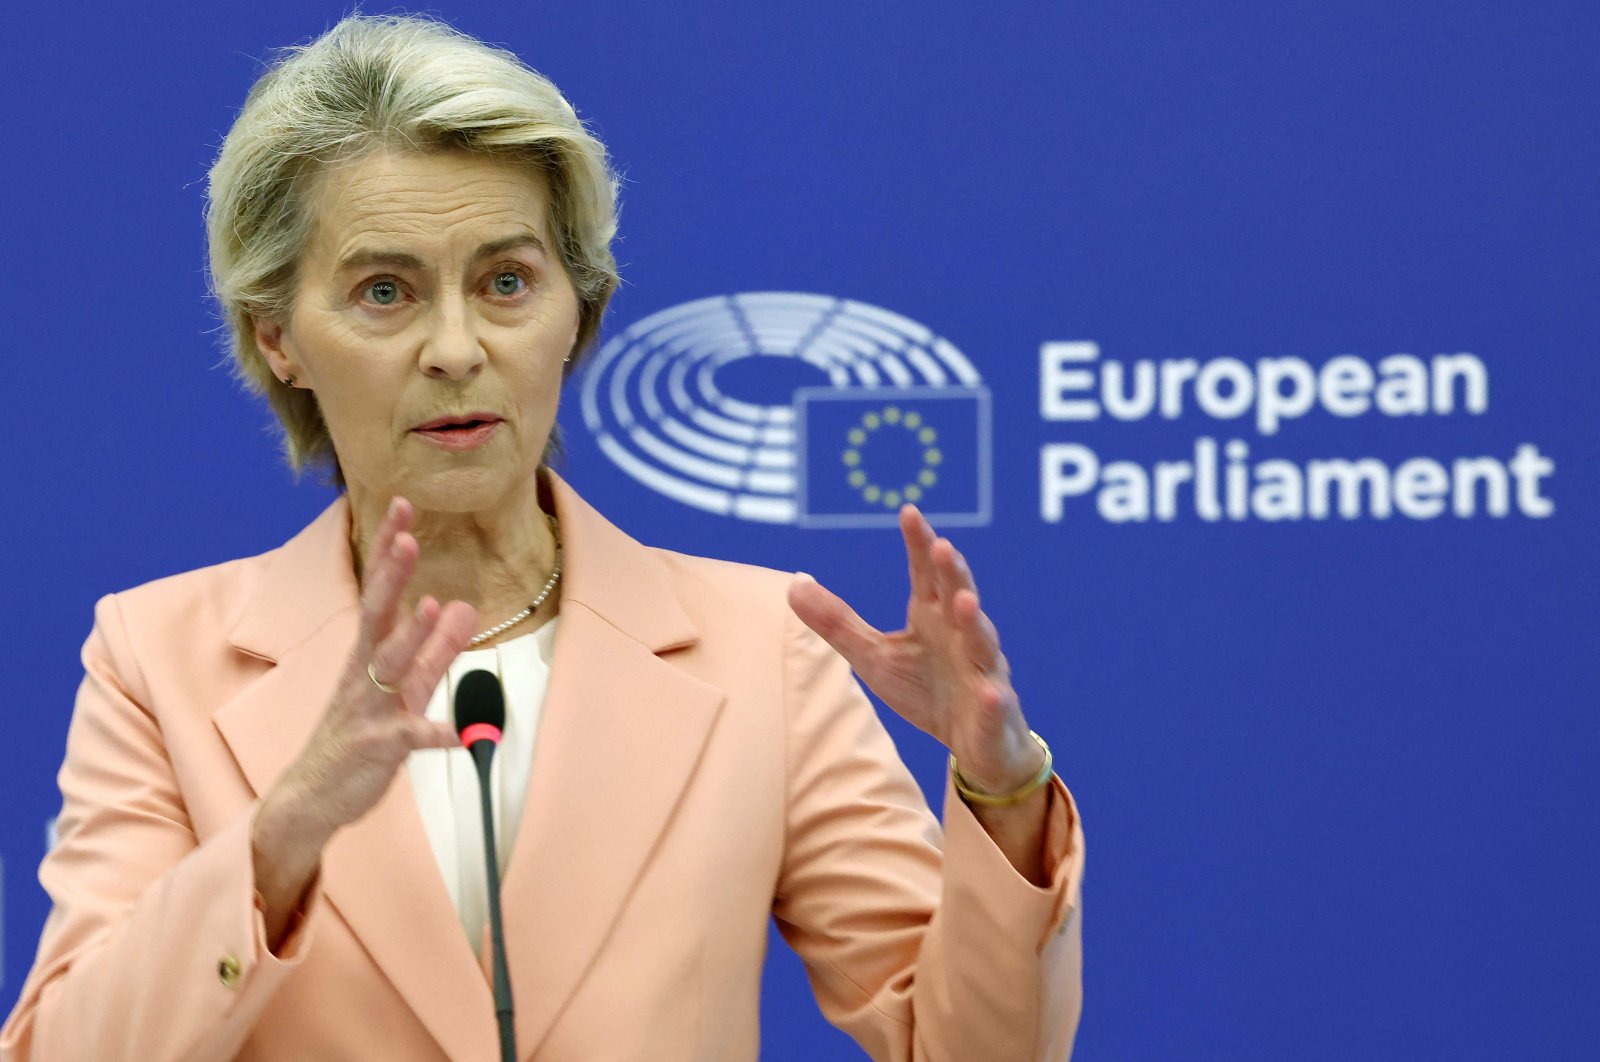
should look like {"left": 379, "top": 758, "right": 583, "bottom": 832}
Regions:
{"left": 580, "top": 293, "right": 991, "bottom": 527}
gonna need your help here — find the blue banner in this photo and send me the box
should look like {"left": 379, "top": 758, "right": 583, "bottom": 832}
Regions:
{"left": 2, "top": 2, "right": 1596, "bottom": 1058}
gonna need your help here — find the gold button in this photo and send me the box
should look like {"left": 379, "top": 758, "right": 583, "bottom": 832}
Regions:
{"left": 217, "top": 954, "right": 242, "bottom": 987}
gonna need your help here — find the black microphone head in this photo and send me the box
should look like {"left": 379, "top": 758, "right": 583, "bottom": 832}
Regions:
{"left": 454, "top": 669, "right": 506, "bottom": 739}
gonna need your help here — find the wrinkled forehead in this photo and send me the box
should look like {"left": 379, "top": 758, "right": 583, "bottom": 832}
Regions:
{"left": 300, "top": 147, "right": 556, "bottom": 267}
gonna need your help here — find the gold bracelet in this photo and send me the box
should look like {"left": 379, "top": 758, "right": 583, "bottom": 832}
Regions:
{"left": 950, "top": 731, "right": 1053, "bottom": 807}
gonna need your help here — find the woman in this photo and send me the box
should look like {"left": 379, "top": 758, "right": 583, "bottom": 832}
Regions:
{"left": 1, "top": 14, "right": 1083, "bottom": 1061}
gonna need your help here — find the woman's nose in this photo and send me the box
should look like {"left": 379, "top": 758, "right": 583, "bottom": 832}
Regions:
{"left": 418, "top": 299, "right": 486, "bottom": 380}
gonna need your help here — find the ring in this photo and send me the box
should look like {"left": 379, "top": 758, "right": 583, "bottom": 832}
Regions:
{"left": 367, "top": 662, "right": 400, "bottom": 695}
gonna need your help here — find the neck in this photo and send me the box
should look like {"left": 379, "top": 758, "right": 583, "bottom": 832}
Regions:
{"left": 349, "top": 471, "right": 561, "bottom": 642}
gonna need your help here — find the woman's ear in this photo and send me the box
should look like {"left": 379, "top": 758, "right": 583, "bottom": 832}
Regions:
{"left": 252, "top": 316, "right": 301, "bottom": 385}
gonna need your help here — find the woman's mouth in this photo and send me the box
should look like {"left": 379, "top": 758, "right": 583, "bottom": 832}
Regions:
{"left": 411, "top": 414, "right": 503, "bottom": 451}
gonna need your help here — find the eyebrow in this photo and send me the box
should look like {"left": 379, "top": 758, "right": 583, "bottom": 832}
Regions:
{"left": 335, "top": 232, "right": 550, "bottom": 273}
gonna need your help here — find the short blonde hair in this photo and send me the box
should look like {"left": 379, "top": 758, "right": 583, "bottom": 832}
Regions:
{"left": 206, "top": 13, "right": 619, "bottom": 477}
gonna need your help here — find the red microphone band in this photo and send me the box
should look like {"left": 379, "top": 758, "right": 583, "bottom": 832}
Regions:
{"left": 460, "top": 723, "right": 503, "bottom": 748}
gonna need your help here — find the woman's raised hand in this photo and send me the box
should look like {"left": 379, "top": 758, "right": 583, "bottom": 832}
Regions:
{"left": 252, "top": 498, "right": 476, "bottom": 945}
{"left": 279, "top": 497, "right": 479, "bottom": 836}
{"left": 786, "top": 504, "right": 1047, "bottom": 797}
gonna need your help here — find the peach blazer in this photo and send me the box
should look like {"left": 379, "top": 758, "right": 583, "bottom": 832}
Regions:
{"left": 1, "top": 471, "right": 1083, "bottom": 1061}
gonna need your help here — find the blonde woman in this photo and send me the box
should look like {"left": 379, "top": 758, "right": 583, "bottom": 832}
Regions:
{"left": 1, "top": 14, "right": 1083, "bottom": 1061}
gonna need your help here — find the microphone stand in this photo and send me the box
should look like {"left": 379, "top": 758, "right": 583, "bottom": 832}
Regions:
{"left": 469, "top": 741, "right": 517, "bottom": 1062}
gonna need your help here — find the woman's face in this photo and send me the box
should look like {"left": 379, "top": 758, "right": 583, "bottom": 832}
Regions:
{"left": 256, "top": 148, "right": 580, "bottom": 515}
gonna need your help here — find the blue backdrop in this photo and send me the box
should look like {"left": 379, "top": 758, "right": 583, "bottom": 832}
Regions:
{"left": 3, "top": 2, "right": 1596, "bottom": 1058}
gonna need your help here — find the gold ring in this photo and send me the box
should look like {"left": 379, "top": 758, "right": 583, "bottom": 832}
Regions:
{"left": 367, "top": 662, "right": 400, "bottom": 695}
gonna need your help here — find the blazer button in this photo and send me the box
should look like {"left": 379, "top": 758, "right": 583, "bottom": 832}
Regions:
{"left": 217, "top": 954, "right": 243, "bottom": 988}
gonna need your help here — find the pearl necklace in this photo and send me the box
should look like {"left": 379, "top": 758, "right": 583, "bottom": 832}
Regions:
{"left": 466, "top": 513, "right": 563, "bottom": 648}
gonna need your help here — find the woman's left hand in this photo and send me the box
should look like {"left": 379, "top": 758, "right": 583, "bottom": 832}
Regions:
{"left": 787, "top": 505, "right": 1047, "bottom": 796}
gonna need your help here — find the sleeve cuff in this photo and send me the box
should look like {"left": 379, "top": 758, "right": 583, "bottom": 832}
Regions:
{"left": 203, "top": 804, "right": 323, "bottom": 997}
{"left": 941, "top": 772, "right": 1086, "bottom": 952}
{"left": 252, "top": 872, "right": 323, "bottom": 967}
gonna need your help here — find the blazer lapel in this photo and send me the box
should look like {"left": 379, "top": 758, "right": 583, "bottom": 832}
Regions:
{"left": 499, "top": 474, "right": 726, "bottom": 1060}
{"left": 213, "top": 498, "right": 497, "bottom": 1062}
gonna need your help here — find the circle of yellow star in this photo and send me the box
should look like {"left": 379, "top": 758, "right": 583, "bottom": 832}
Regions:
{"left": 839, "top": 403, "right": 944, "bottom": 510}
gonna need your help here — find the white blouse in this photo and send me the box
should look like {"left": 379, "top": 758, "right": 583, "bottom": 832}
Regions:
{"left": 405, "top": 619, "right": 558, "bottom": 956}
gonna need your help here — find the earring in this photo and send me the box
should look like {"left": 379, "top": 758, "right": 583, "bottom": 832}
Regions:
{"left": 563, "top": 355, "right": 572, "bottom": 364}
{"left": 283, "top": 374, "right": 297, "bottom": 387}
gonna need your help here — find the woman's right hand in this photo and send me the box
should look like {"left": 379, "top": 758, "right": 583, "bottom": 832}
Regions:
{"left": 251, "top": 497, "right": 478, "bottom": 947}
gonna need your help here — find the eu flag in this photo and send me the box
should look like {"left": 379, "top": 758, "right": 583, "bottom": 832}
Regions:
{"left": 794, "top": 386, "right": 991, "bottom": 528}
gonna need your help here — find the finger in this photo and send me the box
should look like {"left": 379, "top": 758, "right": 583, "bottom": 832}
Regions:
{"left": 963, "top": 639, "right": 1021, "bottom": 725}
{"left": 930, "top": 536, "right": 976, "bottom": 607}
{"left": 358, "top": 497, "right": 411, "bottom": 595}
{"left": 359, "top": 527, "right": 419, "bottom": 648}
{"left": 398, "top": 600, "right": 478, "bottom": 712}
{"left": 967, "top": 600, "right": 1004, "bottom": 661}
{"left": 946, "top": 540, "right": 977, "bottom": 594}
{"left": 367, "top": 497, "right": 410, "bottom": 571}
{"left": 787, "top": 573, "right": 883, "bottom": 674}
{"left": 367, "top": 596, "right": 440, "bottom": 700}
{"left": 900, "top": 505, "right": 938, "bottom": 602}
{"left": 952, "top": 589, "right": 1001, "bottom": 672}
{"left": 973, "top": 676, "right": 1007, "bottom": 715}
{"left": 402, "top": 715, "right": 461, "bottom": 752}
{"left": 978, "top": 678, "right": 1022, "bottom": 729}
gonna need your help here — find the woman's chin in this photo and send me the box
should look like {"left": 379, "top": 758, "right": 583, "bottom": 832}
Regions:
{"left": 390, "top": 465, "right": 531, "bottom": 517}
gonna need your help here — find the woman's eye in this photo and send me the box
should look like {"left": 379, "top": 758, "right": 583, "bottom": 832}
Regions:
{"left": 491, "top": 271, "right": 526, "bottom": 297}
{"left": 365, "top": 280, "right": 401, "bottom": 306}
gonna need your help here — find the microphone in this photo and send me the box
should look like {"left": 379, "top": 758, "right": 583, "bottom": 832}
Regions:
{"left": 454, "top": 669, "right": 516, "bottom": 1062}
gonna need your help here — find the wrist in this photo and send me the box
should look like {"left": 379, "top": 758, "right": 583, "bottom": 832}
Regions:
{"left": 252, "top": 785, "right": 332, "bottom": 889}
{"left": 963, "top": 771, "right": 1054, "bottom": 887}
{"left": 952, "top": 727, "right": 1051, "bottom": 798}
{"left": 952, "top": 729, "right": 1051, "bottom": 807}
